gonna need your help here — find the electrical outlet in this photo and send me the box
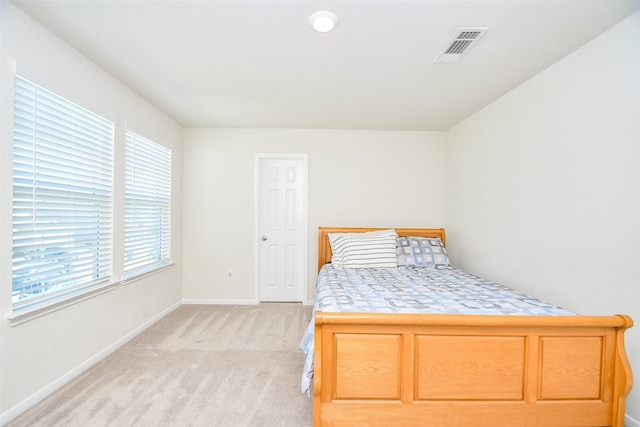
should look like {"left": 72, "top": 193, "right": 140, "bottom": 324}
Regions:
{"left": 226, "top": 270, "right": 234, "bottom": 280}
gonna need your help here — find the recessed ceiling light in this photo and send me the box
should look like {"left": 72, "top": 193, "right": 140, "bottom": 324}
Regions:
{"left": 310, "top": 11, "right": 338, "bottom": 33}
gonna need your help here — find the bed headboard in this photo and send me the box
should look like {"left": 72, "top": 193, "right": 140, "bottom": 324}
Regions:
{"left": 317, "top": 227, "right": 446, "bottom": 272}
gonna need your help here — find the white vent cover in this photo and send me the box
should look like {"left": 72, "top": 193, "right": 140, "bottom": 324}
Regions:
{"left": 434, "top": 28, "right": 489, "bottom": 63}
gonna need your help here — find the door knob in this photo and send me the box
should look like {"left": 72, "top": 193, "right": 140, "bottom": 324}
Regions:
{"left": 261, "top": 236, "right": 267, "bottom": 241}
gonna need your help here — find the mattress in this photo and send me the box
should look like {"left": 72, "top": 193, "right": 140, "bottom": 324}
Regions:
{"left": 299, "top": 264, "right": 575, "bottom": 394}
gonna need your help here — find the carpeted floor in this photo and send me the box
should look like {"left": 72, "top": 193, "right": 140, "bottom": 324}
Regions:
{"left": 8, "top": 303, "right": 314, "bottom": 427}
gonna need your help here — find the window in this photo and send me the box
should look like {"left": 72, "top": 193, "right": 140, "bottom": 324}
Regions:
{"left": 12, "top": 75, "right": 114, "bottom": 311}
{"left": 124, "top": 130, "right": 171, "bottom": 276}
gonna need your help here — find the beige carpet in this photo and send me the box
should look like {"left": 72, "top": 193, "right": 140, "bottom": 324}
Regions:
{"left": 9, "top": 303, "right": 314, "bottom": 427}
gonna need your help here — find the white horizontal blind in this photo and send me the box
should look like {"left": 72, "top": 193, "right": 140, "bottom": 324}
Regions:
{"left": 124, "top": 130, "right": 171, "bottom": 275}
{"left": 12, "top": 75, "right": 114, "bottom": 310}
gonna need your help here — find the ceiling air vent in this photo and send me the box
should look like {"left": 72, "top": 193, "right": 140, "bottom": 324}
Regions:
{"left": 434, "top": 28, "right": 489, "bottom": 64}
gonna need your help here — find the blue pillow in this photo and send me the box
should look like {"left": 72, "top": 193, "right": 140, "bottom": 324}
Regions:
{"left": 396, "top": 237, "right": 450, "bottom": 268}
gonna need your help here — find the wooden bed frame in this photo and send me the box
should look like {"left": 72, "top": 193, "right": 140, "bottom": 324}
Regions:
{"left": 312, "top": 227, "right": 633, "bottom": 427}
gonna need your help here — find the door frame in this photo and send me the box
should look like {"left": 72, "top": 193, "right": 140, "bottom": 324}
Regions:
{"left": 254, "top": 153, "right": 309, "bottom": 303}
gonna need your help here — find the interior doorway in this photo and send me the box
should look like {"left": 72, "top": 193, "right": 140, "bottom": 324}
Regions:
{"left": 255, "top": 154, "right": 308, "bottom": 302}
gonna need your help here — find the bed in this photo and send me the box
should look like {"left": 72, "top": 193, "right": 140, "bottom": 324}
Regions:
{"left": 302, "top": 227, "right": 633, "bottom": 427}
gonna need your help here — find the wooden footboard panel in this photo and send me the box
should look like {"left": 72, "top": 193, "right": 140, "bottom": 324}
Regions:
{"left": 313, "top": 312, "right": 633, "bottom": 427}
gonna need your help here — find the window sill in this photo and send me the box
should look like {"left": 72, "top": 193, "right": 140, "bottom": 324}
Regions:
{"left": 6, "top": 262, "right": 175, "bottom": 327}
{"left": 123, "top": 261, "right": 175, "bottom": 285}
{"left": 5, "top": 282, "right": 119, "bottom": 327}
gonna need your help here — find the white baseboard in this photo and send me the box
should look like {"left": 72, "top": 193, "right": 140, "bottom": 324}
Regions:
{"left": 0, "top": 301, "right": 181, "bottom": 426}
{"left": 182, "top": 298, "right": 259, "bottom": 305}
{"left": 627, "top": 414, "right": 640, "bottom": 427}
{"left": 182, "top": 299, "right": 312, "bottom": 306}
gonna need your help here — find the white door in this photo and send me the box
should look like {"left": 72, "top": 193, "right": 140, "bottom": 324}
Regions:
{"left": 256, "top": 155, "right": 307, "bottom": 302}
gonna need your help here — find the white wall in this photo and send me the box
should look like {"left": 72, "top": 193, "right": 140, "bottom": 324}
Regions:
{"left": 0, "top": 2, "right": 183, "bottom": 420}
{"left": 182, "top": 128, "right": 446, "bottom": 303}
{"left": 446, "top": 11, "right": 640, "bottom": 420}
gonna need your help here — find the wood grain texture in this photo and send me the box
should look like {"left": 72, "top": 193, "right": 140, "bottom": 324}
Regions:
{"left": 416, "top": 335, "right": 525, "bottom": 400}
{"left": 334, "top": 333, "right": 402, "bottom": 400}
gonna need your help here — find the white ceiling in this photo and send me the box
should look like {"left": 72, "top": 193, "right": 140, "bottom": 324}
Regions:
{"left": 10, "top": 0, "right": 640, "bottom": 131}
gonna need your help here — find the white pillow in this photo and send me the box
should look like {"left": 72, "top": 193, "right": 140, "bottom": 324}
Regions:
{"left": 328, "top": 229, "right": 398, "bottom": 269}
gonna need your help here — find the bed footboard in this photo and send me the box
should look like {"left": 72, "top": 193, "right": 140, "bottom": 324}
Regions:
{"left": 313, "top": 312, "right": 633, "bottom": 427}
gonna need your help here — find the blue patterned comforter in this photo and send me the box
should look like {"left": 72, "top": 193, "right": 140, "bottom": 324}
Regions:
{"left": 299, "top": 264, "right": 575, "bottom": 394}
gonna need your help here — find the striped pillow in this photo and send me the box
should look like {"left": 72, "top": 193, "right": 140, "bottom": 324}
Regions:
{"left": 329, "top": 229, "right": 398, "bottom": 269}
